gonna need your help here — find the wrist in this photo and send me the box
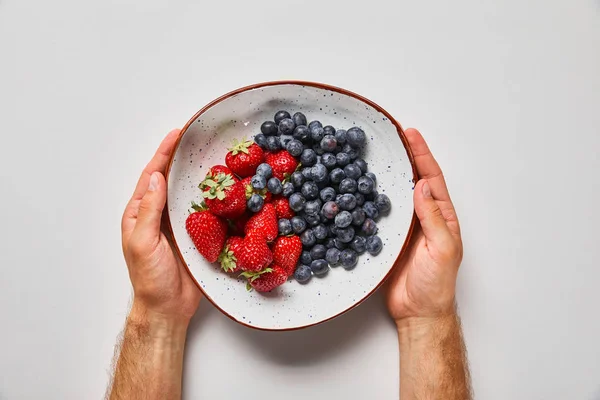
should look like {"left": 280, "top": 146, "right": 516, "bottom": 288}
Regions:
{"left": 127, "top": 300, "right": 190, "bottom": 342}
{"left": 396, "top": 312, "right": 458, "bottom": 348}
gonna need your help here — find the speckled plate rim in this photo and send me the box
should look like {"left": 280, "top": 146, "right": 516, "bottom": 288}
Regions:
{"left": 165, "top": 80, "right": 418, "bottom": 331}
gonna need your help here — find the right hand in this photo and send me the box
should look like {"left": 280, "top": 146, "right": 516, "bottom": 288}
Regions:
{"left": 385, "top": 128, "right": 463, "bottom": 322}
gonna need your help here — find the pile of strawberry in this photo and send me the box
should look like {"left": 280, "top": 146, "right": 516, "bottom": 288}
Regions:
{"left": 185, "top": 139, "right": 302, "bottom": 292}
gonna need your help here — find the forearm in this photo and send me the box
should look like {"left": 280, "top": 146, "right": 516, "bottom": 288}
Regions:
{"left": 108, "top": 302, "right": 189, "bottom": 400}
{"left": 397, "top": 311, "right": 471, "bottom": 400}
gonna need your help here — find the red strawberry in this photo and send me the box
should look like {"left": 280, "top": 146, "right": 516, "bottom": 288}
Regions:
{"left": 242, "top": 264, "right": 288, "bottom": 292}
{"left": 225, "top": 138, "right": 264, "bottom": 178}
{"left": 265, "top": 150, "right": 298, "bottom": 180}
{"left": 208, "top": 165, "right": 237, "bottom": 181}
{"left": 218, "top": 236, "right": 244, "bottom": 273}
{"left": 200, "top": 173, "right": 246, "bottom": 219}
{"left": 240, "top": 176, "right": 272, "bottom": 203}
{"left": 185, "top": 210, "right": 228, "bottom": 263}
{"left": 245, "top": 203, "right": 278, "bottom": 242}
{"left": 228, "top": 211, "right": 251, "bottom": 236}
{"left": 271, "top": 235, "right": 302, "bottom": 276}
{"left": 272, "top": 196, "right": 295, "bottom": 219}
{"left": 236, "top": 232, "right": 273, "bottom": 272}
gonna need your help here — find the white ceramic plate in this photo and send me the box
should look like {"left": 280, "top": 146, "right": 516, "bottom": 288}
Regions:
{"left": 166, "top": 81, "right": 416, "bottom": 330}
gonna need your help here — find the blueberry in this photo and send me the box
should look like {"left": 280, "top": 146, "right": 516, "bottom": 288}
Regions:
{"left": 310, "top": 244, "right": 327, "bottom": 260}
{"left": 342, "top": 144, "right": 360, "bottom": 160}
{"left": 325, "top": 248, "right": 341, "bottom": 265}
{"left": 292, "top": 112, "right": 307, "bottom": 127}
{"left": 337, "top": 193, "right": 357, "bottom": 211}
{"left": 336, "top": 226, "right": 355, "bottom": 243}
{"left": 334, "top": 210, "right": 353, "bottom": 228}
{"left": 311, "top": 164, "right": 328, "bottom": 183}
{"left": 328, "top": 224, "right": 338, "bottom": 237}
{"left": 374, "top": 193, "right": 391, "bottom": 213}
{"left": 320, "top": 187, "right": 336, "bottom": 202}
{"left": 336, "top": 152, "right": 351, "bottom": 167}
{"left": 366, "top": 235, "right": 383, "bottom": 255}
{"left": 334, "top": 145, "right": 343, "bottom": 154}
{"left": 329, "top": 168, "right": 346, "bottom": 184}
{"left": 289, "top": 193, "right": 306, "bottom": 211}
{"left": 346, "top": 127, "right": 366, "bottom": 147}
{"left": 354, "top": 158, "right": 368, "bottom": 173}
{"left": 310, "top": 126, "right": 325, "bottom": 142}
{"left": 334, "top": 238, "right": 347, "bottom": 250}
{"left": 294, "top": 264, "right": 312, "bottom": 283}
{"left": 247, "top": 194, "right": 264, "bottom": 212}
{"left": 300, "top": 229, "right": 316, "bottom": 247}
{"left": 254, "top": 133, "right": 268, "bottom": 148}
{"left": 282, "top": 182, "right": 295, "bottom": 197}
{"left": 301, "top": 167, "right": 312, "bottom": 180}
{"left": 291, "top": 216, "right": 307, "bottom": 234}
{"left": 304, "top": 213, "right": 321, "bottom": 226}
{"left": 290, "top": 171, "right": 304, "bottom": 188}
{"left": 323, "top": 125, "right": 336, "bottom": 136}
{"left": 351, "top": 207, "right": 366, "bottom": 226}
{"left": 310, "top": 259, "right": 329, "bottom": 276}
{"left": 300, "top": 250, "right": 312, "bottom": 265}
{"left": 334, "top": 129, "right": 347, "bottom": 144}
{"left": 266, "top": 135, "right": 281, "bottom": 151}
{"left": 365, "top": 172, "right": 377, "bottom": 185}
{"left": 261, "top": 120, "right": 278, "bottom": 136}
{"left": 256, "top": 163, "right": 272, "bottom": 178}
{"left": 316, "top": 179, "right": 330, "bottom": 189}
{"left": 312, "top": 143, "right": 325, "bottom": 156}
{"left": 350, "top": 236, "right": 367, "bottom": 254}
{"left": 274, "top": 110, "right": 291, "bottom": 125}
{"left": 357, "top": 176, "right": 375, "bottom": 194}
{"left": 300, "top": 149, "right": 317, "bottom": 167}
{"left": 361, "top": 218, "right": 378, "bottom": 236}
{"left": 251, "top": 174, "right": 266, "bottom": 190}
{"left": 286, "top": 139, "right": 303, "bottom": 157}
{"left": 304, "top": 199, "right": 322, "bottom": 215}
{"left": 365, "top": 190, "right": 378, "bottom": 201}
{"left": 313, "top": 224, "right": 328, "bottom": 240}
{"left": 278, "top": 218, "right": 292, "bottom": 235}
{"left": 279, "top": 135, "right": 293, "bottom": 148}
{"left": 267, "top": 177, "right": 282, "bottom": 194}
{"left": 340, "top": 249, "right": 358, "bottom": 269}
{"left": 344, "top": 164, "right": 362, "bottom": 180}
{"left": 325, "top": 238, "right": 336, "bottom": 248}
{"left": 308, "top": 120, "right": 323, "bottom": 130}
{"left": 293, "top": 125, "right": 311, "bottom": 143}
{"left": 278, "top": 118, "right": 296, "bottom": 135}
{"left": 320, "top": 135, "right": 337, "bottom": 152}
{"left": 321, "top": 153, "right": 337, "bottom": 169}
{"left": 301, "top": 181, "right": 319, "bottom": 200}
{"left": 363, "top": 201, "right": 379, "bottom": 219}
{"left": 321, "top": 201, "right": 339, "bottom": 219}
{"left": 354, "top": 192, "right": 365, "bottom": 206}
{"left": 339, "top": 178, "right": 357, "bottom": 194}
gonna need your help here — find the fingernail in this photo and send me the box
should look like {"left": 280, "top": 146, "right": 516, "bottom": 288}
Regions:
{"left": 148, "top": 172, "right": 159, "bottom": 192}
{"left": 422, "top": 180, "right": 432, "bottom": 198}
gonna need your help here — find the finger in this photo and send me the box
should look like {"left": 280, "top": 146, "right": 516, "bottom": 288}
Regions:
{"left": 414, "top": 179, "right": 452, "bottom": 247}
{"left": 122, "top": 129, "right": 180, "bottom": 242}
{"left": 133, "top": 171, "right": 167, "bottom": 245}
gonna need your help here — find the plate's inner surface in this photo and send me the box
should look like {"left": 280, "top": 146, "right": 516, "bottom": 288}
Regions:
{"left": 168, "top": 84, "right": 414, "bottom": 330}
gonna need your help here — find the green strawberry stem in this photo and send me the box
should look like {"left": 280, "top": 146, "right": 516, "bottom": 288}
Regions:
{"left": 190, "top": 201, "right": 207, "bottom": 213}
{"left": 217, "top": 245, "right": 237, "bottom": 272}
{"left": 199, "top": 172, "right": 235, "bottom": 201}
{"left": 228, "top": 137, "right": 253, "bottom": 156}
{"left": 239, "top": 267, "right": 273, "bottom": 282}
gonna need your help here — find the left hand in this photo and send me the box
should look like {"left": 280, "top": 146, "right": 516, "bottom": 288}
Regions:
{"left": 121, "top": 129, "right": 201, "bottom": 322}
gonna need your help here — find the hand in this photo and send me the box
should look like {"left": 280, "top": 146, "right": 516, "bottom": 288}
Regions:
{"left": 386, "top": 128, "right": 463, "bottom": 322}
{"left": 121, "top": 129, "right": 201, "bottom": 322}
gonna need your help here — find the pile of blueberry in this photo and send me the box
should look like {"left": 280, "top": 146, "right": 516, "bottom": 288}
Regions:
{"left": 254, "top": 110, "right": 391, "bottom": 284}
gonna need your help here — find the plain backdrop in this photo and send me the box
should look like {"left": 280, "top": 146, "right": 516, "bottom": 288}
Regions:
{"left": 1, "top": 0, "right": 599, "bottom": 399}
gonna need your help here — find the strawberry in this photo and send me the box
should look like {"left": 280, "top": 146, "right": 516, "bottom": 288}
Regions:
{"left": 271, "top": 235, "right": 302, "bottom": 276}
{"left": 265, "top": 150, "right": 298, "bottom": 180}
{"left": 240, "top": 176, "right": 272, "bottom": 203}
{"left": 225, "top": 138, "right": 264, "bottom": 178}
{"left": 208, "top": 165, "right": 237, "bottom": 181}
{"left": 218, "top": 236, "right": 244, "bottom": 273}
{"left": 236, "top": 232, "right": 273, "bottom": 272}
{"left": 228, "top": 211, "right": 251, "bottom": 236}
{"left": 242, "top": 264, "right": 288, "bottom": 292}
{"left": 245, "top": 203, "right": 278, "bottom": 242}
{"left": 272, "top": 196, "right": 295, "bottom": 219}
{"left": 200, "top": 173, "right": 246, "bottom": 219}
{"left": 185, "top": 210, "right": 228, "bottom": 263}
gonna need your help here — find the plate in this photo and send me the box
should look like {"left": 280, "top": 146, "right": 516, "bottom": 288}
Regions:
{"left": 166, "top": 81, "right": 416, "bottom": 330}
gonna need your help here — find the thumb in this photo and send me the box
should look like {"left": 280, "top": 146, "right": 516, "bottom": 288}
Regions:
{"left": 134, "top": 171, "right": 167, "bottom": 242}
{"left": 414, "top": 179, "right": 451, "bottom": 246}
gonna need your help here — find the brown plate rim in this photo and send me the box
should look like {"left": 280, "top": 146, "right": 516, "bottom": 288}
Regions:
{"left": 165, "top": 80, "right": 418, "bottom": 331}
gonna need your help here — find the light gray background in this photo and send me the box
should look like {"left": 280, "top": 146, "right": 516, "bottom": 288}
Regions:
{"left": 1, "top": 0, "right": 599, "bottom": 399}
